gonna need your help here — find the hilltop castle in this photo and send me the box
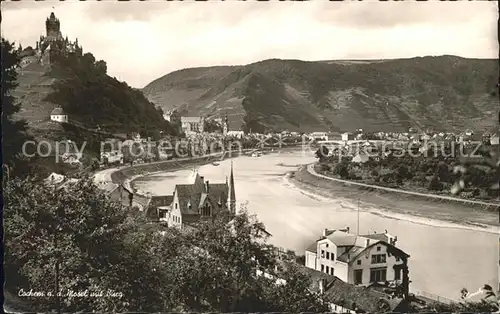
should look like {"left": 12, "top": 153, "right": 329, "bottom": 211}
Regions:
{"left": 19, "top": 12, "right": 83, "bottom": 67}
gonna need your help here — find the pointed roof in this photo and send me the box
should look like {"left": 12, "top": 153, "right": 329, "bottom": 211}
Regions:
{"left": 187, "top": 169, "right": 199, "bottom": 184}
{"left": 51, "top": 107, "right": 65, "bottom": 115}
{"left": 228, "top": 161, "right": 235, "bottom": 201}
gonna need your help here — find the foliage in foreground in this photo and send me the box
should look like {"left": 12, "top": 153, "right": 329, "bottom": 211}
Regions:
{"left": 422, "top": 299, "right": 499, "bottom": 313}
{"left": 1, "top": 38, "right": 34, "bottom": 178}
{"left": 4, "top": 176, "right": 328, "bottom": 312}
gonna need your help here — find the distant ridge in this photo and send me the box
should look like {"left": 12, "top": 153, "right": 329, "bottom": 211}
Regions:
{"left": 143, "top": 55, "right": 498, "bottom": 133}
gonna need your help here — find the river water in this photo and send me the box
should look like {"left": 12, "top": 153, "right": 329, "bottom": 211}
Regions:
{"left": 133, "top": 151, "right": 498, "bottom": 301}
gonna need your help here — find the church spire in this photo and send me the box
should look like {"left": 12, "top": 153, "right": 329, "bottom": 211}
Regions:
{"left": 227, "top": 161, "right": 236, "bottom": 214}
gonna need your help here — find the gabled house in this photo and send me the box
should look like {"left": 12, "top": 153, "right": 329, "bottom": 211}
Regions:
{"left": 262, "top": 262, "right": 406, "bottom": 313}
{"left": 107, "top": 183, "right": 134, "bottom": 208}
{"left": 150, "top": 162, "right": 237, "bottom": 227}
{"left": 147, "top": 195, "right": 182, "bottom": 228}
{"left": 304, "top": 228, "right": 409, "bottom": 291}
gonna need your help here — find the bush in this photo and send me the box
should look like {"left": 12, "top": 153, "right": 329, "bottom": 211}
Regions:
{"left": 320, "top": 163, "right": 331, "bottom": 172}
{"left": 427, "top": 175, "right": 443, "bottom": 191}
{"left": 333, "top": 162, "right": 350, "bottom": 179}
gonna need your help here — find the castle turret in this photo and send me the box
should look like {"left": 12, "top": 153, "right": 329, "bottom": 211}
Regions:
{"left": 45, "top": 12, "right": 61, "bottom": 39}
{"left": 227, "top": 161, "right": 236, "bottom": 214}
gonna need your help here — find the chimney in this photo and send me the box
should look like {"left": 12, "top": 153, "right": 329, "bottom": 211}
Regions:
{"left": 205, "top": 180, "right": 209, "bottom": 193}
{"left": 365, "top": 239, "right": 370, "bottom": 247}
{"left": 200, "top": 176, "right": 204, "bottom": 182}
{"left": 323, "top": 228, "right": 328, "bottom": 237}
{"left": 346, "top": 226, "right": 350, "bottom": 233}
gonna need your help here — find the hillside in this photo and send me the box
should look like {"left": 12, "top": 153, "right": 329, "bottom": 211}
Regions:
{"left": 11, "top": 61, "right": 66, "bottom": 137}
{"left": 13, "top": 52, "right": 175, "bottom": 139}
{"left": 143, "top": 56, "right": 498, "bottom": 133}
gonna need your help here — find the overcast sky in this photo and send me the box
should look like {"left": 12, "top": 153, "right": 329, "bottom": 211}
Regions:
{"left": 2, "top": 0, "right": 498, "bottom": 88}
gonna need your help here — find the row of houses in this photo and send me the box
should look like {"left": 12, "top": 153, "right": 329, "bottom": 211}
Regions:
{"left": 312, "top": 128, "right": 500, "bottom": 147}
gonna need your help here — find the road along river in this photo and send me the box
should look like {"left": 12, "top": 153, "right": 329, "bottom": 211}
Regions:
{"left": 132, "top": 150, "right": 498, "bottom": 301}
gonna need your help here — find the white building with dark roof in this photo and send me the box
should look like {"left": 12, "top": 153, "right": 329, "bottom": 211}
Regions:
{"left": 50, "top": 107, "right": 68, "bottom": 123}
{"left": 304, "top": 228, "right": 409, "bottom": 288}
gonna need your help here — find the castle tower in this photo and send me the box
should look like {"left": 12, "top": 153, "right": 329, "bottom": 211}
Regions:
{"left": 45, "top": 12, "right": 62, "bottom": 40}
{"left": 227, "top": 161, "right": 236, "bottom": 214}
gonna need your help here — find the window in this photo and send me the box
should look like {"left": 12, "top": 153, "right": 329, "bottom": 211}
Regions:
{"left": 325, "top": 266, "right": 329, "bottom": 274}
{"left": 330, "top": 253, "right": 335, "bottom": 261}
{"left": 395, "top": 268, "right": 401, "bottom": 280}
{"left": 326, "top": 252, "right": 330, "bottom": 259}
{"left": 370, "top": 268, "right": 387, "bottom": 283}
{"left": 321, "top": 264, "right": 324, "bottom": 272}
{"left": 354, "top": 269, "right": 363, "bottom": 284}
{"left": 175, "top": 203, "right": 178, "bottom": 209}
{"left": 330, "top": 267, "right": 334, "bottom": 275}
{"left": 395, "top": 256, "right": 401, "bottom": 262}
{"left": 326, "top": 244, "right": 329, "bottom": 248}
{"left": 371, "top": 254, "right": 387, "bottom": 264}
{"left": 357, "top": 260, "right": 361, "bottom": 265}
{"left": 321, "top": 250, "right": 325, "bottom": 258}
{"left": 377, "top": 246, "right": 381, "bottom": 251}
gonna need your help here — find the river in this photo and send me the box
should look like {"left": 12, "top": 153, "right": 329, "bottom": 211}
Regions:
{"left": 132, "top": 151, "right": 498, "bottom": 301}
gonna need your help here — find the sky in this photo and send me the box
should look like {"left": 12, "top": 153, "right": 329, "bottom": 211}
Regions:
{"left": 2, "top": 0, "right": 498, "bottom": 88}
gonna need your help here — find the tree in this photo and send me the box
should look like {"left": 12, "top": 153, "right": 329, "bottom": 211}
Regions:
{"left": 4, "top": 176, "right": 134, "bottom": 312}
{"left": 204, "top": 119, "right": 223, "bottom": 133}
{"left": 1, "top": 38, "right": 33, "bottom": 178}
{"left": 261, "top": 262, "right": 329, "bottom": 312}
{"left": 162, "top": 209, "right": 328, "bottom": 312}
{"left": 5, "top": 181, "right": 328, "bottom": 312}
{"left": 333, "top": 161, "right": 350, "bottom": 179}
{"left": 450, "top": 147, "right": 499, "bottom": 197}
{"left": 315, "top": 145, "right": 329, "bottom": 162}
{"left": 427, "top": 175, "right": 442, "bottom": 191}
{"left": 420, "top": 300, "right": 498, "bottom": 312}
{"left": 397, "top": 165, "right": 410, "bottom": 180}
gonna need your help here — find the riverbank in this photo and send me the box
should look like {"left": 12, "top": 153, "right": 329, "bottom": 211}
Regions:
{"left": 106, "top": 146, "right": 301, "bottom": 197}
{"left": 289, "top": 163, "right": 499, "bottom": 230}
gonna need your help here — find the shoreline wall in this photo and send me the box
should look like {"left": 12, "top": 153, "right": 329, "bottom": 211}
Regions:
{"left": 303, "top": 163, "right": 500, "bottom": 212}
{"left": 109, "top": 146, "right": 296, "bottom": 184}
